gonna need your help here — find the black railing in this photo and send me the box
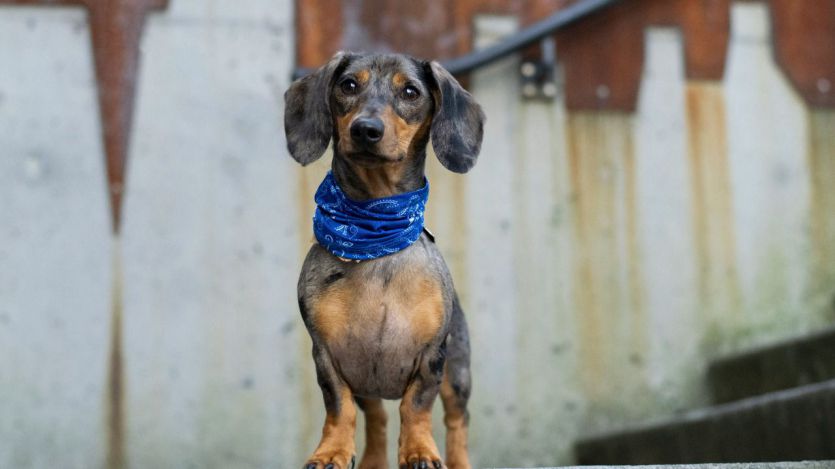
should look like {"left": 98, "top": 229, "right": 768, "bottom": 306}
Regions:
{"left": 291, "top": 0, "right": 620, "bottom": 80}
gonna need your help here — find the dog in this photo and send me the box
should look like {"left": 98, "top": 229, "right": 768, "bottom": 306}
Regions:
{"left": 284, "top": 51, "right": 485, "bottom": 469}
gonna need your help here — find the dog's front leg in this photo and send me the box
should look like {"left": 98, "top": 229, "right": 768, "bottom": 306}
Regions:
{"left": 356, "top": 397, "right": 388, "bottom": 469}
{"left": 398, "top": 347, "right": 446, "bottom": 469}
{"left": 304, "top": 344, "right": 357, "bottom": 469}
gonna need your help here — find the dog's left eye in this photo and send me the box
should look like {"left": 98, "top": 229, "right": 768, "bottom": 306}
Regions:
{"left": 340, "top": 78, "right": 359, "bottom": 95}
{"left": 401, "top": 85, "right": 420, "bottom": 101}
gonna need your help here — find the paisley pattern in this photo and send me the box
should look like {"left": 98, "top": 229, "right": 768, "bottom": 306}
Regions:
{"left": 313, "top": 171, "right": 429, "bottom": 260}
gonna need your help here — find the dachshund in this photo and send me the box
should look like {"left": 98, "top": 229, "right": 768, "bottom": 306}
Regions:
{"left": 284, "top": 52, "right": 485, "bottom": 469}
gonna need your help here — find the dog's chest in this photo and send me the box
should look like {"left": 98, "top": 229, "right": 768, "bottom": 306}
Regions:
{"left": 310, "top": 260, "right": 447, "bottom": 398}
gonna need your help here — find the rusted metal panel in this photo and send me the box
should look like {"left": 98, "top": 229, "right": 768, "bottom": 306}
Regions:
{"left": 449, "top": 0, "right": 575, "bottom": 65}
{"left": 768, "top": 0, "right": 835, "bottom": 108}
{"left": 556, "top": 0, "right": 730, "bottom": 111}
{"left": 296, "top": 0, "right": 343, "bottom": 68}
{"left": 0, "top": 0, "right": 168, "bottom": 233}
{"left": 1, "top": 0, "right": 82, "bottom": 4}
{"left": 85, "top": 0, "right": 168, "bottom": 234}
{"left": 353, "top": 0, "right": 458, "bottom": 59}
{"left": 295, "top": 0, "right": 835, "bottom": 111}
{"left": 556, "top": 4, "right": 646, "bottom": 111}
{"left": 295, "top": 0, "right": 731, "bottom": 111}
{"left": 670, "top": 0, "right": 731, "bottom": 80}
{"left": 295, "top": 0, "right": 576, "bottom": 68}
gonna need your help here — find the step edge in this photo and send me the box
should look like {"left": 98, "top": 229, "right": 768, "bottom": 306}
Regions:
{"left": 489, "top": 462, "right": 835, "bottom": 469}
{"left": 575, "top": 379, "right": 835, "bottom": 445}
{"left": 708, "top": 326, "right": 835, "bottom": 371}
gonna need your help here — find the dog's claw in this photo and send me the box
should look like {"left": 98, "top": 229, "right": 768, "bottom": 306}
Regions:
{"left": 325, "top": 465, "right": 334, "bottom": 469}
{"left": 305, "top": 464, "right": 318, "bottom": 469}
{"left": 350, "top": 455, "right": 356, "bottom": 469}
{"left": 420, "top": 462, "right": 429, "bottom": 469}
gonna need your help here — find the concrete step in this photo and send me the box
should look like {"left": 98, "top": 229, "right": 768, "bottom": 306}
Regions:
{"left": 708, "top": 327, "right": 835, "bottom": 403}
{"left": 491, "top": 463, "right": 835, "bottom": 469}
{"left": 574, "top": 380, "right": 835, "bottom": 465}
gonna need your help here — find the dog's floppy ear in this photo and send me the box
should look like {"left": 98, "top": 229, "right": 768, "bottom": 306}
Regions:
{"left": 425, "top": 61, "right": 485, "bottom": 173}
{"left": 284, "top": 52, "right": 353, "bottom": 165}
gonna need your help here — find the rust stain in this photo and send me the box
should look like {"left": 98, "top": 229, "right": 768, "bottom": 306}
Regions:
{"left": 686, "top": 87, "right": 709, "bottom": 308}
{"left": 566, "top": 113, "right": 604, "bottom": 397}
{"left": 566, "top": 112, "right": 645, "bottom": 397}
{"left": 450, "top": 169, "right": 469, "bottom": 304}
{"left": 424, "top": 152, "right": 469, "bottom": 305}
{"left": 622, "top": 128, "right": 647, "bottom": 369}
{"left": 296, "top": 163, "right": 318, "bottom": 453}
{"left": 684, "top": 83, "right": 741, "bottom": 330}
{"left": 807, "top": 111, "right": 835, "bottom": 286}
{"left": 0, "top": 0, "right": 170, "bottom": 232}
{"left": 296, "top": 159, "right": 331, "bottom": 451}
{"left": 106, "top": 242, "right": 125, "bottom": 469}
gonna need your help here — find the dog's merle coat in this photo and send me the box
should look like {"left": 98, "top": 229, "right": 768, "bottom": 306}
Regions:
{"left": 285, "top": 52, "right": 484, "bottom": 469}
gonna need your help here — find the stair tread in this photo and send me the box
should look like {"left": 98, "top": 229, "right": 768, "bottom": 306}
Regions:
{"left": 582, "top": 379, "right": 835, "bottom": 438}
{"left": 491, "top": 463, "right": 835, "bottom": 469}
{"left": 574, "top": 380, "right": 835, "bottom": 464}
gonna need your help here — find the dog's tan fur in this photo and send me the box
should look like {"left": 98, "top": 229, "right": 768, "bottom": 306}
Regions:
{"left": 285, "top": 52, "right": 484, "bottom": 469}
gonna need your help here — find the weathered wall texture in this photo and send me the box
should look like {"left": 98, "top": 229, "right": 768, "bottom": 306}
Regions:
{"left": 1, "top": 1, "right": 834, "bottom": 469}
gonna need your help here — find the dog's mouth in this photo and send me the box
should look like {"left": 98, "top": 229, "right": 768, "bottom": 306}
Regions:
{"left": 344, "top": 149, "right": 406, "bottom": 166}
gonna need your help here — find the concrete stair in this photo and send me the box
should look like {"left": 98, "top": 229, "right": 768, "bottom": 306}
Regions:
{"left": 707, "top": 327, "right": 835, "bottom": 404}
{"left": 491, "top": 463, "right": 835, "bottom": 469}
{"left": 574, "top": 328, "right": 835, "bottom": 465}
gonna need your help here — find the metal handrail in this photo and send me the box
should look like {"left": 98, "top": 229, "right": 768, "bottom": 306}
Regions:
{"left": 291, "top": 0, "right": 620, "bottom": 80}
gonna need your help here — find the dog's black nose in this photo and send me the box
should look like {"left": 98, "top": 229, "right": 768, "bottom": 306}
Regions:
{"left": 350, "top": 117, "right": 384, "bottom": 145}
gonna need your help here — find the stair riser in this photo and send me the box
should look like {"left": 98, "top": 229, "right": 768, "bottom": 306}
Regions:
{"left": 708, "top": 328, "right": 835, "bottom": 403}
{"left": 575, "top": 381, "right": 835, "bottom": 465}
{"left": 491, "top": 464, "right": 835, "bottom": 469}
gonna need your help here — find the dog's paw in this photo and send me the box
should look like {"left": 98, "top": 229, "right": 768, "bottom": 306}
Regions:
{"left": 398, "top": 441, "right": 445, "bottom": 469}
{"left": 397, "top": 458, "right": 444, "bottom": 469}
{"left": 303, "top": 453, "right": 356, "bottom": 469}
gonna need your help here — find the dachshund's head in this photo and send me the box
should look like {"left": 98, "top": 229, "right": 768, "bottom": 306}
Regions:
{"left": 284, "top": 52, "right": 485, "bottom": 174}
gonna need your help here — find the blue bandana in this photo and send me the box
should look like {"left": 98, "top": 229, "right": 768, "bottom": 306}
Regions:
{"left": 313, "top": 171, "right": 429, "bottom": 260}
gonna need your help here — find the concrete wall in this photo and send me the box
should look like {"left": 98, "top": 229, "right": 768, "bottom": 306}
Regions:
{"left": 0, "top": 7, "right": 111, "bottom": 468}
{"left": 1, "top": 1, "right": 833, "bottom": 468}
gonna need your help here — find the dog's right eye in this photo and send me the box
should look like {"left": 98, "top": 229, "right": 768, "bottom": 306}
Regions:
{"left": 340, "top": 78, "right": 359, "bottom": 95}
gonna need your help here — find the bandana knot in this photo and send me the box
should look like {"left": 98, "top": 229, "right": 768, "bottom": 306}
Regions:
{"left": 313, "top": 171, "right": 429, "bottom": 260}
